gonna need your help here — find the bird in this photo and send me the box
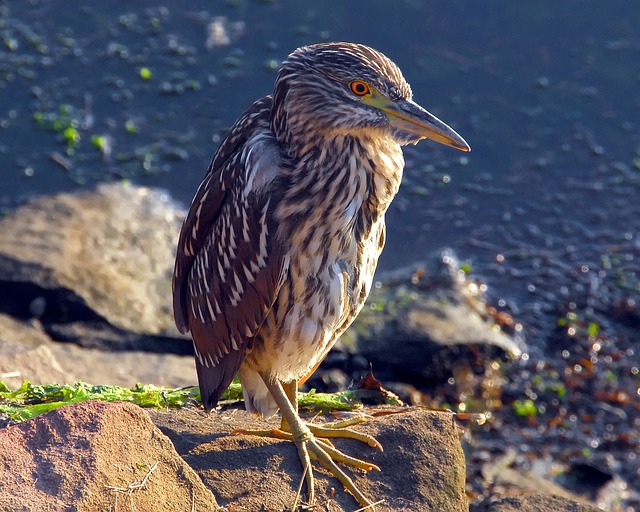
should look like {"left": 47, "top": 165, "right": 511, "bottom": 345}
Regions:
{"left": 172, "top": 42, "right": 470, "bottom": 509}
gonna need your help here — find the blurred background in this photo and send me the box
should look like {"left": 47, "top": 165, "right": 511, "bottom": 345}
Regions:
{"left": 2, "top": 1, "right": 639, "bottom": 340}
{"left": 1, "top": 1, "right": 638, "bottom": 509}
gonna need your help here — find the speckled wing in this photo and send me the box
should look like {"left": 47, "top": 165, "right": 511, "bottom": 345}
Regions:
{"left": 172, "top": 96, "right": 286, "bottom": 409}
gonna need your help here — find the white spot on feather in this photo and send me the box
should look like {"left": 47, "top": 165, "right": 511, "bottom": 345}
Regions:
{"left": 233, "top": 271, "right": 244, "bottom": 296}
{"left": 228, "top": 222, "right": 237, "bottom": 257}
{"left": 193, "top": 342, "right": 205, "bottom": 366}
{"left": 242, "top": 213, "right": 250, "bottom": 243}
{"left": 229, "top": 270, "right": 244, "bottom": 306}
{"left": 216, "top": 259, "right": 226, "bottom": 283}
{"left": 256, "top": 201, "right": 270, "bottom": 267}
{"left": 242, "top": 262, "right": 256, "bottom": 283}
{"left": 213, "top": 296, "right": 222, "bottom": 315}
{"left": 205, "top": 296, "right": 216, "bottom": 322}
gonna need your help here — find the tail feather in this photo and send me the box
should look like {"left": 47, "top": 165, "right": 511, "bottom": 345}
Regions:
{"left": 196, "top": 348, "right": 244, "bottom": 411}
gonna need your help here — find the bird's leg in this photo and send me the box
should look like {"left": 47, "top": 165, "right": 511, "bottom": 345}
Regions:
{"left": 233, "top": 377, "right": 382, "bottom": 450}
{"left": 280, "top": 379, "right": 298, "bottom": 432}
{"left": 263, "top": 374, "right": 379, "bottom": 509}
{"left": 270, "top": 377, "right": 316, "bottom": 504}
{"left": 279, "top": 379, "right": 382, "bottom": 449}
{"left": 233, "top": 372, "right": 380, "bottom": 509}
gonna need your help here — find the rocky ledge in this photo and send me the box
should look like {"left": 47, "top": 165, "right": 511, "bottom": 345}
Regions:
{"left": 0, "top": 400, "right": 598, "bottom": 512}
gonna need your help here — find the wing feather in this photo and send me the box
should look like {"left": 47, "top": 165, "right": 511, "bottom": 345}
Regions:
{"left": 173, "top": 96, "right": 273, "bottom": 331}
{"left": 171, "top": 95, "right": 287, "bottom": 409}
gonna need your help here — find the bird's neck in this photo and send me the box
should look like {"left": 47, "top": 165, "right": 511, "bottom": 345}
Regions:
{"left": 275, "top": 133, "right": 404, "bottom": 240}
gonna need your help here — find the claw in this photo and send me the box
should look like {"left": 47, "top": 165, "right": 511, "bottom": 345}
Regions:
{"left": 230, "top": 427, "right": 281, "bottom": 437}
{"left": 251, "top": 375, "right": 381, "bottom": 509}
{"left": 234, "top": 421, "right": 380, "bottom": 508}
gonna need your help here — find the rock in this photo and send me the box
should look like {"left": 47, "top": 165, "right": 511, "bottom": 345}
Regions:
{"left": 0, "top": 314, "right": 69, "bottom": 388}
{"left": 484, "top": 493, "right": 599, "bottom": 512}
{"left": 0, "top": 397, "right": 596, "bottom": 512}
{"left": 342, "top": 250, "right": 524, "bottom": 384}
{"left": 149, "top": 407, "right": 468, "bottom": 512}
{"left": 478, "top": 448, "right": 623, "bottom": 512}
{"left": 0, "top": 313, "right": 195, "bottom": 389}
{"left": 0, "top": 182, "right": 190, "bottom": 351}
{"left": 480, "top": 449, "right": 599, "bottom": 506}
{"left": 0, "top": 401, "right": 219, "bottom": 511}
{"left": 0, "top": 338, "right": 68, "bottom": 389}
{"left": 0, "top": 184, "right": 521, "bottom": 377}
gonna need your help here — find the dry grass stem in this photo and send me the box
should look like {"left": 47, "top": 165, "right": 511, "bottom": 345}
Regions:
{"left": 105, "top": 461, "right": 160, "bottom": 494}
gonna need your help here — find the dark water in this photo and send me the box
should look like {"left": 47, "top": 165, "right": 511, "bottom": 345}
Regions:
{"left": 1, "top": 0, "right": 639, "bottom": 505}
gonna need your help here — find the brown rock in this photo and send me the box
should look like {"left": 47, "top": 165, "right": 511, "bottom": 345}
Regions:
{"left": 342, "top": 251, "right": 523, "bottom": 384}
{"left": 0, "top": 313, "right": 196, "bottom": 389}
{"left": 0, "top": 398, "right": 606, "bottom": 512}
{"left": 149, "top": 406, "right": 469, "bottom": 512}
{"left": 0, "top": 401, "right": 219, "bottom": 512}
{"left": 480, "top": 448, "right": 600, "bottom": 507}
{"left": 0, "top": 314, "right": 70, "bottom": 388}
{"left": 485, "top": 493, "right": 600, "bottom": 512}
{"left": 0, "top": 182, "right": 184, "bottom": 336}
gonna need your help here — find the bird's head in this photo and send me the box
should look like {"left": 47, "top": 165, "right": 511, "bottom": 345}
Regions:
{"left": 271, "top": 42, "right": 470, "bottom": 153}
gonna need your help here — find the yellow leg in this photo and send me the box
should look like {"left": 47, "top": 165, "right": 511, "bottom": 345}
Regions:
{"left": 232, "top": 373, "right": 381, "bottom": 509}
{"left": 280, "top": 379, "right": 298, "bottom": 432}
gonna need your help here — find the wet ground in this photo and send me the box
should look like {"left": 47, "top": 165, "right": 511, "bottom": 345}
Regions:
{"left": 1, "top": 1, "right": 639, "bottom": 509}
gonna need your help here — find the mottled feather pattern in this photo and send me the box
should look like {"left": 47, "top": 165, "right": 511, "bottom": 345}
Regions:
{"left": 172, "top": 96, "right": 290, "bottom": 407}
{"left": 173, "top": 43, "right": 414, "bottom": 413}
{"left": 170, "top": 41, "right": 471, "bottom": 511}
{"left": 241, "top": 130, "right": 404, "bottom": 389}
{"left": 172, "top": 97, "right": 272, "bottom": 333}
{"left": 271, "top": 43, "right": 413, "bottom": 156}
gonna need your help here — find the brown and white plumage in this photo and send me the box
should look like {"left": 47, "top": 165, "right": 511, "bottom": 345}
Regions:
{"left": 173, "top": 42, "right": 469, "bottom": 507}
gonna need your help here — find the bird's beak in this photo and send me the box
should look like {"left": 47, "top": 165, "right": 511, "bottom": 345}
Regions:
{"left": 363, "top": 91, "right": 470, "bottom": 152}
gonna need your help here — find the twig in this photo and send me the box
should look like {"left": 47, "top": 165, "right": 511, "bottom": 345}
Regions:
{"left": 290, "top": 463, "right": 309, "bottom": 512}
{"left": 352, "top": 499, "right": 385, "bottom": 512}
{"left": 106, "top": 461, "right": 160, "bottom": 494}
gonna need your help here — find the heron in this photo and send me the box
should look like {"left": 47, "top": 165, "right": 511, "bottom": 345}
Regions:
{"left": 173, "top": 41, "right": 470, "bottom": 508}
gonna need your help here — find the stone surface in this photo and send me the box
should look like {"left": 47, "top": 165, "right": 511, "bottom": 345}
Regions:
{"left": 343, "top": 251, "right": 524, "bottom": 383}
{"left": 0, "top": 401, "right": 219, "bottom": 512}
{"left": 0, "top": 399, "right": 602, "bottom": 512}
{"left": 0, "top": 184, "right": 520, "bottom": 377}
{"left": 477, "top": 448, "right": 622, "bottom": 512}
{"left": 484, "top": 493, "right": 599, "bottom": 512}
{"left": 149, "top": 406, "right": 469, "bottom": 512}
{"left": 0, "top": 185, "right": 598, "bottom": 511}
{"left": 480, "top": 448, "right": 596, "bottom": 504}
{"left": 0, "top": 314, "right": 69, "bottom": 387}
{"left": 0, "top": 313, "right": 195, "bottom": 390}
{"left": 0, "top": 182, "right": 186, "bottom": 338}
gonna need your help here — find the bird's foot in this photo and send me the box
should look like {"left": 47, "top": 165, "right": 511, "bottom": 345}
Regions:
{"left": 307, "top": 417, "right": 383, "bottom": 451}
{"left": 232, "top": 418, "right": 382, "bottom": 509}
{"left": 234, "top": 416, "right": 382, "bottom": 451}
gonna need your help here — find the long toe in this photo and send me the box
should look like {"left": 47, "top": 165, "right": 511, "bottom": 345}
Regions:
{"left": 307, "top": 422, "right": 383, "bottom": 451}
{"left": 302, "top": 433, "right": 378, "bottom": 510}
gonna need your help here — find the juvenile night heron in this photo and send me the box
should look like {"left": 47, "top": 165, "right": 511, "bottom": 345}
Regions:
{"left": 173, "top": 42, "right": 469, "bottom": 508}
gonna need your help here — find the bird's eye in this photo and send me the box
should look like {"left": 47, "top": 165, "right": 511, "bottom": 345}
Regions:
{"left": 350, "top": 80, "right": 371, "bottom": 96}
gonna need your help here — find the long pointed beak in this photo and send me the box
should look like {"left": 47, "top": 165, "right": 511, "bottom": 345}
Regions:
{"left": 363, "top": 92, "right": 470, "bottom": 152}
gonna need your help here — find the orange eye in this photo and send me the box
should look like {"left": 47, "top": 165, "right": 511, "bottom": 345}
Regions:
{"left": 350, "top": 80, "right": 370, "bottom": 96}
